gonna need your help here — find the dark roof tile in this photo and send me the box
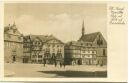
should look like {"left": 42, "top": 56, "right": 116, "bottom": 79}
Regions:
{"left": 27, "top": 35, "right": 64, "bottom": 44}
{"left": 78, "top": 32, "right": 100, "bottom": 42}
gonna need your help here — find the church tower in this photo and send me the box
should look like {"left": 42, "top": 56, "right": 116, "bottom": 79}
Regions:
{"left": 82, "top": 20, "right": 85, "bottom": 36}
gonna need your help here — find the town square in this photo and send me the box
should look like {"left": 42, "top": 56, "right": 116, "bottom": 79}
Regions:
{"left": 4, "top": 3, "right": 107, "bottom": 78}
{"left": 5, "top": 63, "right": 107, "bottom": 77}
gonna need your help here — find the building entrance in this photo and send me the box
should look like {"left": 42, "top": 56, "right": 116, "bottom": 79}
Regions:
{"left": 12, "top": 49, "right": 17, "bottom": 63}
{"left": 23, "top": 57, "right": 29, "bottom": 63}
{"left": 78, "top": 59, "right": 82, "bottom": 65}
{"left": 13, "top": 56, "right": 16, "bottom": 62}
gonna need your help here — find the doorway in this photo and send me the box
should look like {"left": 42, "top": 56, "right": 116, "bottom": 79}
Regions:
{"left": 78, "top": 59, "right": 82, "bottom": 65}
{"left": 12, "top": 49, "right": 17, "bottom": 63}
{"left": 12, "top": 55, "right": 16, "bottom": 62}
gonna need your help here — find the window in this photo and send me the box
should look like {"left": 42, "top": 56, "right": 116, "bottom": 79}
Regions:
{"left": 88, "top": 55, "right": 90, "bottom": 57}
{"left": 38, "top": 55, "right": 42, "bottom": 58}
{"left": 13, "top": 29, "right": 16, "bottom": 33}
{"left": 38, "top": 60, "right": 42, "bottom": 63}
{"left": 57, "top": 45, "right": 59, "bottom": 48}
{"left": 52, "top": 44, "right": 55, "bottom": 48}
{"left": 97, "top": 35, "right": 103, "bottom": 46}
{"left": 86, "top": 43, "right": 89, "bottom": 46}
{"left": 103, "top": 49, "right": 105, "bottom": 55}
{"left": 33, "top": 55, "right": 35, "bottom": 58}
{"left": 53, "top": 49, "right": 55, "bottom": 52}
{"left": 36, "top": 41, "right": 38, "bottom": 45}
{"left": 82, "top": 55, "right": 84, "bottom": 58}
{"left": 60, "top": 49, "right": 61, "bottom": 53}
{"left": 39, "top": 42, "right": 42, "bottom": 45}
{"left": 43, "top": 49, "right": 45, "bottom": 52}
{"left": 8, "top": 42, "right": 10, "bottom": 47}
{"left": 6, "top": 42, "right": 8, "bottom": 47}
{"left": 8, "top": 34, "right": 11, "bottom": 38}
{"left": 81, "top": 43, "right": 83, "bottom": 46}
{"left": 33, "top": 42, "right": 35, "bottom": 45}
{"left": 48, "top": 44, "right": 50, "bottom": 47}
{"left": 32, "top": 60, "right": 35, "bottom": 62}
{"left": 18, "top": 37, "right": 21, "bottom": 40}
{"left": 5, "top": 42, "right": 7, "bottom": 47}
{"left": 4, "top": 42, "right": 6, "bottom": 46}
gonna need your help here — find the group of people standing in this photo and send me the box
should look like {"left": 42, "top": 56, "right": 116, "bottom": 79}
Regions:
{"left": 43, "top": 58, "right": 66, "bottom": 68}
{"left": 43, "top": 53, "right": 66, "bottom": 68}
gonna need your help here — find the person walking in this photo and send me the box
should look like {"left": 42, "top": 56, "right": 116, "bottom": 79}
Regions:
{"left": 55, "top": 60, "right": 57, "bottom": 67}
{"left": 43, "top": 59, "right": 46, "bottom": 67}
{"left": 63, "top": 60, "right": 66, "bottom": 68}
{"left": 60, "top": 61, "right": 62, "bottom": 68}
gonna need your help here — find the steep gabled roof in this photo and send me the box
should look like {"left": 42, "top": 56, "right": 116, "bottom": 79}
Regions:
{"left": 4, "top": 24, "right": 23, "bottom": 42}
{"left": 4, "top": 24, "right": 22, "bottom": 36}
{"left": 4, "top": 26, "right": 10, "bottom": 32}
{"left": 78, "top": 32, "right": 100, "bottom": 42}
{"left": 28, "top": 35, "right": 64, "bottom": 44}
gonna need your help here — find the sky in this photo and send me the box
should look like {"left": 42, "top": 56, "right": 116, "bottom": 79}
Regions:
{"left": 4, "top": 3, "right": 107, "bottom": 43}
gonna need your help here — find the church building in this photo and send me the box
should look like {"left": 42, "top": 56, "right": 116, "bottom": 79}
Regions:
{"left": 65, "top": 21, "right": 107, "bottom": 66}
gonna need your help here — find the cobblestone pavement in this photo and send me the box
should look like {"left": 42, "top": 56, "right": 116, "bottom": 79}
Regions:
{"left": 4, "top": 63, "right": 107, "bottom": 78}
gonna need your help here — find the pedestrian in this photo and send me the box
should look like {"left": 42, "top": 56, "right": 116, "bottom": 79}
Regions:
{"left": 60, "top": 61, "right": 62, "bottom": 68}
{"left": 43, "top": 59, "right": 46, "bottom": 67}
{"left": 63, "top": 61, "right": 66, "bottom": 68}
{"left": 55, "top": 60, "right": 57, "bottom": 67}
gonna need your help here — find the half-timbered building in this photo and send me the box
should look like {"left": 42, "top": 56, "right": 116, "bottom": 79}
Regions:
{"left": 78, "top": 31, "right": 107, "bottom": 65}
{"left": 23, "top": 35, "right": 64, "bottom": 64}
{"left": 65, "top": 21, "right": 107, "bottom": 66}
{"left": 78, "top": 21, "right": 107, "bottom": 65}
{"left": 23, "top": 36, "right": 32, "bottom": 63}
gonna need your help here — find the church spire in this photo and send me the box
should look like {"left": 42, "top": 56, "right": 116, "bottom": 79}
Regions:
{"left": 12, "top": 21, "right": 17, "bottom": 30}
{"left": 82, "top": 20, "right": 85, "bottom": 36}
{"left": 13, "top": 21, "right": 16, "bottom": 26}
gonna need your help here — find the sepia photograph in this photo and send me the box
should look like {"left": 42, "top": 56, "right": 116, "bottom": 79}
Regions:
{"left": 4, "top": 2, "right": 107, "bottom": 78}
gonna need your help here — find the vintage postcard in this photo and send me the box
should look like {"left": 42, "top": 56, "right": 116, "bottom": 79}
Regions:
{"left": 0, "top": 0, "right": 128, "bottom": 82}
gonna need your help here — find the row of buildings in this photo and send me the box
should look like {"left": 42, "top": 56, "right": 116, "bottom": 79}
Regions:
{"left": 4, "top": 21, "right": 107, "bottom": 66}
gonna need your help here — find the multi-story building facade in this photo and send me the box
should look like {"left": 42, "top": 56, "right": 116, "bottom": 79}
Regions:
{"left": 30, "top": 35, "right": 43, "bottom": 63}
{"left": 23, "top": 36, "right": 30, "bottom": 63}
{"left": 4, "top": 23, "right": 23, "bottom": 63}
{"left": 64, "top": 41, "right": 81, "bottom": 65}
{"left": 65, "top": 21, "right": 107, "bottom": 66}
{"left": 23, "top": 35, "right": 65, "bottom": 64}
{"left": 64, "top": 41, "right": 98, "bottom": 65}
{"left": 4, "top": 21, "right": 106, "bottom": 66}
{"left": 78, "top": 32, "right": 107, "bottom": 66}
{"left": 80, "top": 46, "right": 97, "bottom": 65}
